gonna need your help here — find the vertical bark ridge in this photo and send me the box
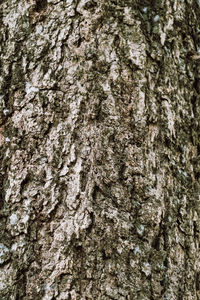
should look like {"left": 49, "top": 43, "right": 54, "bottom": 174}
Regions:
{"left": 0, "top": 0, "right": 199, "bottom": 299}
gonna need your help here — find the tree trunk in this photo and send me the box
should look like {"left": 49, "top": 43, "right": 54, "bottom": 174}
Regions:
{"left": 0, "top": 0, "right": 200, "bottom": 299}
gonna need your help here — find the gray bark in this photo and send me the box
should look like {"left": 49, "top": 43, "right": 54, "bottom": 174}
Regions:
{"left": 0, "top": 0, "right": 200, "bottom": 299}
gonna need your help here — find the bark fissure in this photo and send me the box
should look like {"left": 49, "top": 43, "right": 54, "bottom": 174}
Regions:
{"left": 0, "top": 0, "right": 199, "bottom": 299}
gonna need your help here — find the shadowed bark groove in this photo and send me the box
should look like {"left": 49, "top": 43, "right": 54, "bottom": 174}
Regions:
{"left": 0, "top": 0, "right": 199, "bottom": 299}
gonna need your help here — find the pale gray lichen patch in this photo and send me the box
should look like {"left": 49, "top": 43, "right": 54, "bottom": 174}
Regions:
{"left": 142, "top": 262, "right": 151, "bottom": 276}
{"left": 3, "top": 109, "right": 10, "bottom": 115}
{"left": 0, "top": 243, "right": 10, "bottom": 264}
{"left": 21, "top": 214, "right": 29, "bottom": 224}
{"left": 25, "top": 82, "right": 39, "bottom": 94}
{"left": 0, "top": 0, "right": 199, "bottom": 298}
{"left": 9, "top": 213, "right": 18, "bottom": 225}
{"left": 154, "top": 15, "right": 160, "bottom": 22}
{"left": 137, "top": 224, "right": 145, "bottom": 236}
{"left": 134, "top": 246, "right": 141, "bottom": 255}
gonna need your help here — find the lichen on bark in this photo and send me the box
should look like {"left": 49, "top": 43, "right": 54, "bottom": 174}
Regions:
{"left": 0, "top": 0, "right": 200, "bottom": 299}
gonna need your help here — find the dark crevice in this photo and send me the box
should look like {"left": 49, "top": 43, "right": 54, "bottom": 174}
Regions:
{"left": 191, "top": 95, "right": 197, "bottom": 116}
{"left": 77, "top": 37, "right": 84, "bottom": 48}
{"left": 84, "top": 0, "right": 97, "bottom": 11}
{"left": 196, "top": 272, "right": 200, "bottom": 291}
{"left": 35, "top": 0, "right": 48, "bottom": 13}
{"left": 102, "top": 249, "right": 110, "bottom": 260}
{"left": 152, "top": 219, "right": 162, "bottom": 251}
{"left": 20, "top": 175, "right": 31, "bottom": 194}
{"left": 193, "top": 78, "right": 200, "bottom": 94}
{"left": 86, "top": 211, "right": 94, "bottom": 234}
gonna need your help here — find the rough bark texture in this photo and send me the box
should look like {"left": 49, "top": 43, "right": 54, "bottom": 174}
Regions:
{"left": 0, "top": 0, "right": 200, "bottom": 299}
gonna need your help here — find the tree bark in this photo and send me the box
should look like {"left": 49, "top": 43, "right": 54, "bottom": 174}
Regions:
{"left": 0, "top": 0, "right": 200, "bottom": 299}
